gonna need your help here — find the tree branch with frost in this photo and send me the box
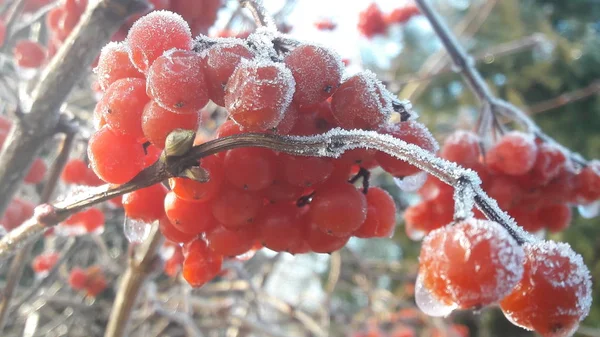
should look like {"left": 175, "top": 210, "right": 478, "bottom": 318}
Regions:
{"left": 414, "top": 0, "right": 588, "bottom": 165}
{"left": 0, "top": 129, "right": 533, "bottom": 261}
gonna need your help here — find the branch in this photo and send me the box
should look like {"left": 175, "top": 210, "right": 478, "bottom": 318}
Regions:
{"left": 0, "top": 0, "right": 148, "bottom": 218}
{"left": 104, "top": 223, "right": 164, "bottom": 337}
{"left": 0, "top": 0, "right": 26, "bottom": 50}
{"left": 0, "top": 129, "right": 77, "bottom": 331}
{"left": 0, "top": 129, "right": 533, "bottom": 260}
{"left": 239, "top": 0, "right": 276, "bottom": 29}
{"left": 414, "top": 0, "right": 588, "bottom": 165}
{"left": 528, "top": 80, "right": 600, "bottom": 114}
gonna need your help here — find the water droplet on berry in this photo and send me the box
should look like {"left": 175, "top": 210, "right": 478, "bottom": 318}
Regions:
{"left": 394, "top": 171, "right": 428, "bottom": 192}
{"left": 415, "top": 273, "right": 457, "bottom": 317}
{"left": 123, "top": 217, "right": 151, "bottom": 243}
{"left": 577, "top": 201, "right": 600, "bottom": 219}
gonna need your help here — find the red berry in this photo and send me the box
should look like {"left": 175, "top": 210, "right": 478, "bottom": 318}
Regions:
{"left": 95, "top": 41, "right": 143, "bottom": 91}
{"left": 68, "top": 267, "right": 87, "bottom": 290}
{"left": 375, "top": 121, "right": 439, "bottom": 177}
{"left": 123, "top": 183, "right": 168, "bottom": 222}
{"left": 304, "top": 219, "right": 350, "bottom": 253}
{"left": 211, "top": 186, "right": 262, "bottom": 230}
{"left": 206, "top": 225, "right": 257, "bottom": 257}
{"left": 182, "top": 238, "right": 223, "bottom": 287}
{"left": 500, "top": 241, "right": 592, "bottom": 337}
{"left": 256, "top": 204, "right": 304, "bottom": 252}
{"left": 331, "top": 71, "right": 392, "bottom": 130}
{"left": 419, "top": 219, "right": 524, "bottom": 309}
{"left": 224, "top": 148, "right": 277, "bottom": 191}
{"left": 354, "top": 187, "right": 397, "bottom": 238}
{"left": 224, "top": 59, "right": 295, "bottom": 131}
{"left": 88, "top": 126, "right": 145, "bottom": 184}
{"left": 158, "top": 216, "right": 197, "bottom": 244}
{"left": 309, "top": 182, "right": 367, "bottom": 236}
{"left": 127, "top": 11, "right": 192, "bottom": 72}
{"left": 439, "top": 130, "right": 481, "bottom": 168}
{"left": 101, "top": 78, "right": 150, "bottom": 140}
{"left": 573, "top": 160, "right": 600, "bottom": 203}
{"left": 284, "top": 44, "right": 343, "bottom": 107}
{"left": 537, "top": 204, "right": 572, "bottom": 233}
{"left": 13, "top": 40, "right": 46, "bottom": 68}
{"left": 164, "top": 191, "right": 217, "bottom": 235}
{"left": 281, "top": 154, "right": 334, "bottom": 188}
{"left": 358, "top": 3, "right": 388, "bottom": 38}
{"left": 486, "top": 131, "right": 537, "bottom": 176}
{"left": 146, "top": 50, "right": 209, "bottom": 113}
{"left": 61, "top": 159, "right": 89, "bottom": 184}
{"left": 141, "top": 101, "right": 199, "bottom": 149}
{"left": 203, "top": 42, "right": 253, "bottom": 106}
{"left": 169, "top": 155, "right": 224, "bottom": 203}
{"left": 31, "top": 252, "right": 59, "bottom": 273}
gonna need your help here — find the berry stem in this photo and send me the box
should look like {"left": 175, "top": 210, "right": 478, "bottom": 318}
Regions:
{"left": 0, "top": 0, "right": 149, "bottom": 221}
{"left": 0, "top": 127, "right": 77, "bottom": 331}
{"left": 0, "top": 129, "right": 533, "bottom": 260}
{"left": 414, "top": 0, "right": 587, "bottom": 166}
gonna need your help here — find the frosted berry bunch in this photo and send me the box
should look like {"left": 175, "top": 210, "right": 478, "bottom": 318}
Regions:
{"left": 88, "top": 10, "right": 438, "bottom": 288}
{"left": 86, "top": 11, "right": 593, "bottom": 337}
{"left": 405, "top": 130, "right": 600, "bottom": 236}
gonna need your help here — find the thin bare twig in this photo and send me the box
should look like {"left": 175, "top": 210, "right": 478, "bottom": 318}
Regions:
{"left": 0, "top": 0, "right": 27, "bottom": 50}
{"left": 528, "top": 80, "right": 600, "bottom": 114}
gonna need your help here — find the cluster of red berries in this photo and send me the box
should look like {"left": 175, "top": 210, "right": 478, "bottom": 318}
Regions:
{"left": 31, "top": 251, "right": 59, "bottom": 275}
{"left": 87, "top": 11, "right": 441, "bottom": 288}
{"left": 68, "top": 265, "right": 108, "bottom": 297}
{"left": 418, "top": 217, "right": 591, "bottom": 337}
{"left": 358, "top": 3, "right": 421, "bottom": 38}
{"left": 405, "top": 130, "right": 600, "bottom": 237}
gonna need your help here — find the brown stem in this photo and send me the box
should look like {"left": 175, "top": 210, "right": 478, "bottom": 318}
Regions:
{"left": 104, "top": 223, "right": 164, "bottom": 337}
{"left": 0, "top": 129, "right": 77, "bottom": 331}
{"left": 0, "top": 0, "right": 148, "bottom": 219}
{"left": 0, "top": 129, "right": 533, "bottom": 261}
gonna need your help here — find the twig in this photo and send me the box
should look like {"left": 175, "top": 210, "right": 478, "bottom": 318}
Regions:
{"left": 104, "top": 223, "right": 164, "bottom": 337}
{"left": 414, "top": 0, "right": 588, "bottom": 165}
{"left": 393, "top": 34, "right": 546, "bottom": 86}
{"left": 0, "top": 129, "right": 77, "bottom": 332}
{"left": 239, "top": 0, "right": 276, "bottom": 29}
{"left": 528, "top": 80, "right": 600, "bottom": 114}
{"left": 0, "top": 0, "right": 27, "bottom": 50}
{"left": 0, "top": 0, "right": 148, "bottom": 218}
{"left": 0, "top": 129, "right": 532, "bottom": 258}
